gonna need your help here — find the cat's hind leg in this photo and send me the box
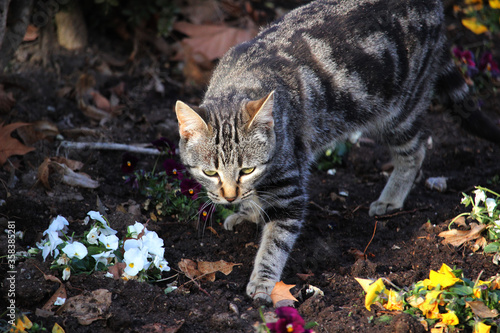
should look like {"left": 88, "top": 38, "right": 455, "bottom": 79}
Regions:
{"left": 369, "top": 125, "right": 426, "bottom": 216}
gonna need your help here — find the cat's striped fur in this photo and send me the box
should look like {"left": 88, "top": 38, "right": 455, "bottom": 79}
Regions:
{"left": 175, "top": 0, "right": 478, "bottom": 300}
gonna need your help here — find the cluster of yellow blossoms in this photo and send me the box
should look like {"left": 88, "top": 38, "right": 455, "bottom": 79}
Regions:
{"left": 458, "top": 0, "right": 500, "bottom": 34}
{"left": 356, "top": 264, "right": 500, "bottom": 333}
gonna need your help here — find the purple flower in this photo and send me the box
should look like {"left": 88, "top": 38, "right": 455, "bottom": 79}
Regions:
{"left": 121, "top": 153, "right": 138, "bottom": 173}
{"left": 479, "top": 51, "right": 500, "bottom": 78}
{"left": 198, "top": 203, "right": 214, "bottom": 222}
{"left": 124, "top": 175, "right": 139, "bottom": 190}
{"left": 180, "top": 178, "right": 201, "bottom": 200}
{"left": 163, "top": 159, "right": 185, "bottom": 180}
{"left": 152, "top": 137, "right": 176, "bottom": 154}
{"left": 453, "top": 47, "right": 479, "bottom": 77}
{"left": 267, "top": 307, "right": 314, "bottom": 333}
{"left": 453, "top": 47, "right": 476, "bottom": 67}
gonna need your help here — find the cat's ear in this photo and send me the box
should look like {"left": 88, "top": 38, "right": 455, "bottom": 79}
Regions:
{"left": 245, "top": 91, "right": 275, "bottom": 130}
{"left": 175, "top": 101, "right": 208, "bottom": 139}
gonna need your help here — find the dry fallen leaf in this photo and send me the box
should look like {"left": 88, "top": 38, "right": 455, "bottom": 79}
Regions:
{"left": 173, "top": 21, "right": 258, "bottom": 61}
{"left": 23, "top": 24, "right": 39, "bottom": 41}
{"left": 16, "top": 120, "right": 60, "bottom": 145}
{"left": 178, "top": 258, "right": 199, "bottom": 280}
{"left": 178, "top": 259, "right": 241, "bottom": 282}
{"left": 466, "top": 300, "right": 499, "bottom": 318}
{"left": 0, "top": 122, "right": 35, "bottom": 165}
{"left": 76, "top": 74, "right": 123, "bottom": 120}
{"left": 438, "top": 223, "right": 487, "bottom": 247}
{"left": 62, "top": 289, "right": 112, "bottom": 325}
{"left": 40, "top": 273, "right": 67, "bottom": 313}
{"left": 37, "top": 157, "right": 98, "bottom": 189}
{"left": 270, "top": 281, "right": 298, "bottom": 307}
{"left": 107, "top": 262, "right": 126, "bottom": 280}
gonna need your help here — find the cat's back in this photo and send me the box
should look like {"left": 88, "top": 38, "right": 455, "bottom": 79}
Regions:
{"left": 206, "top": 0, "right": 446, "bottom": 103}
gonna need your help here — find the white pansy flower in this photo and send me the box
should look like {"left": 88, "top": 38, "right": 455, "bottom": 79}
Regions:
{"left": 124, "top": 238, "right": 142, "bottom": 251}
{"left": 87, "top": 211, "right": 117, "bottom": 235}
{"left": 87, "top": 211, "right": 107, "bottom": 224}
{"left": 62, "top": 241, "right": 88, "bottom": 260}
{"left": 38, "top": 230, "right": 64, "bottom": 261}
{"left": 123, "top": 247, "right": 147, "bottom": 276}
{"left": 48, "top": 215, "right": 69, "bottom": 232}
{"left": 127, "top": 222, "right": 146, "bottom": 238}
{"left": 92, "top": 250, "right": 114, "bottom": 269}
{"left": 474, "top": 189, "right": 487, "bottom": 205}
{"left": 142, "top": 231, "right": 164, "bottom": 257}
{"left": 485, "top": 198, "right": 497, "bottom": 217}
{"left": 98, "top": 234, "right": 119, "bottom": 251}
{"left": 62, "top": 267, "right": 71, "bottom": 280}
{"left": 87, "top": 227, "right": 100, "bottom": 245}
{"left": 56, "top": 253, "right": 70, "bottom": 265}
{"left": 153, "top": 255, "right": 170, "bottom": 272}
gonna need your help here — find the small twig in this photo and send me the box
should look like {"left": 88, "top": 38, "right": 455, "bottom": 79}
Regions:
{"left": 147, "top": 294, "right": 162, "bottom": 314}
{"left": 382, "top": 278, "right": 401, "bottom": 291}
{"left": 363, "top": 220, "right": 378, "bottom": 256}
{"left": 309, "top": 201, "right": 340, "bottom": 216}
{"left": 58, "top": 141, "right": 162, "bottom": 155}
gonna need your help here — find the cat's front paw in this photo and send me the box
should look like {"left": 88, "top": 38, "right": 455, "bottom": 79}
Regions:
{"left": 223, "top": 213, "right": 246, "bottom": 231}
{"left": 369, "top": 200, "right": 402, "bottom": 216}
{"left": 246, "top": 278, "right": 275, "bottom": 302}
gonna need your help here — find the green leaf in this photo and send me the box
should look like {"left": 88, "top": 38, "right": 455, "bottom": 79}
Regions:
{"left": 304, "top": 321, "right": 319, "bottom": 329}
{"left": 484, "top": 242, "right": 500, "bottom": 253}
{"left": 449, "top": 285, "right": 474, "bottom": 296}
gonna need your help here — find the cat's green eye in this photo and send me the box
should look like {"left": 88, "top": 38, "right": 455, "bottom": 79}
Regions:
{"left": 240, "top": 167, "right": 256, "bottom": 175}
{"left": 203, "top": 170, "right": 218, "bottom": 177}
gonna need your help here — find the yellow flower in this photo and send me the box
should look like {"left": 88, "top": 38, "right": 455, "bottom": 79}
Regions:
{"left": 462, "top": 17, "right": 489, "bottom": 34}
{"left": 473, "top": 280, "right": 491, "bottom": 298}
{"left": 12, "top": 315, "right": 32, "bottom": 332}
{"left": 355, "top": 277, "right": 386, "bottom": 311}
{"left": 423, "top": 264, "right": 461, "bottom": 289}
{"left": 490, "top": 0, "right": 500, "bottom": 8}
{"left": 383, "top": 289, "right": 404, "bottom": 311}
{"left": 491, "top": 276, "right": 500, "bottom": 290}
{"left": 439, "top": 311, "right": 459, "bottom": 326}
{"left": 474, "top": 321, "right": 491, "bottom": 333}
{"left": 418, "top": 290, "right": 443, "bottom": 319}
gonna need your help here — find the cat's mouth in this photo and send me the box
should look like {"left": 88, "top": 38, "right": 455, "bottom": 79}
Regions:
{"left": 208, "top": 189, "right": 253, "bottom": 205}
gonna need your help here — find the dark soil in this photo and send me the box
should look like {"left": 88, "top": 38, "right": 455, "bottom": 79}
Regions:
{"left": 1, "top": 2, "right": 500, "bottom": 332}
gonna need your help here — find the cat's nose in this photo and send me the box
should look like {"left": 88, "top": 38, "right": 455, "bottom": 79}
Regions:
{"left": 225, "top": 196, "right": 237, "bottom": 203}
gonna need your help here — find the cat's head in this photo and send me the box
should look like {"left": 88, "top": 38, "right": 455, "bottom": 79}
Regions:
{"left": 174, "top": 91, "right": 275, "bottom": 205}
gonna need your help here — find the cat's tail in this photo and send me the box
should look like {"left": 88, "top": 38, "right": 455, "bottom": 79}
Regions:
{"left": 435, "top": 58, "right": 500, "bottom": 144}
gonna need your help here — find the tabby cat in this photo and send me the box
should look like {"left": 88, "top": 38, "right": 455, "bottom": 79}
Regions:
{"left": 174, "top": 0, "right": 497, "bottom": 300}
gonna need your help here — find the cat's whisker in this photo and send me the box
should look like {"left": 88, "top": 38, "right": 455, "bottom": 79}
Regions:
{"left": 249, "top": 199, "right": 269, "bottom": 224}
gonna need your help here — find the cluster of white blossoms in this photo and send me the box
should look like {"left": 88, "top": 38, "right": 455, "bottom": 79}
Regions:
{"left": 37, "top": 211, "right": 170, "bottom": 281}
{"left": 122, "top": 221, "right": 170, "bottom": 279}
